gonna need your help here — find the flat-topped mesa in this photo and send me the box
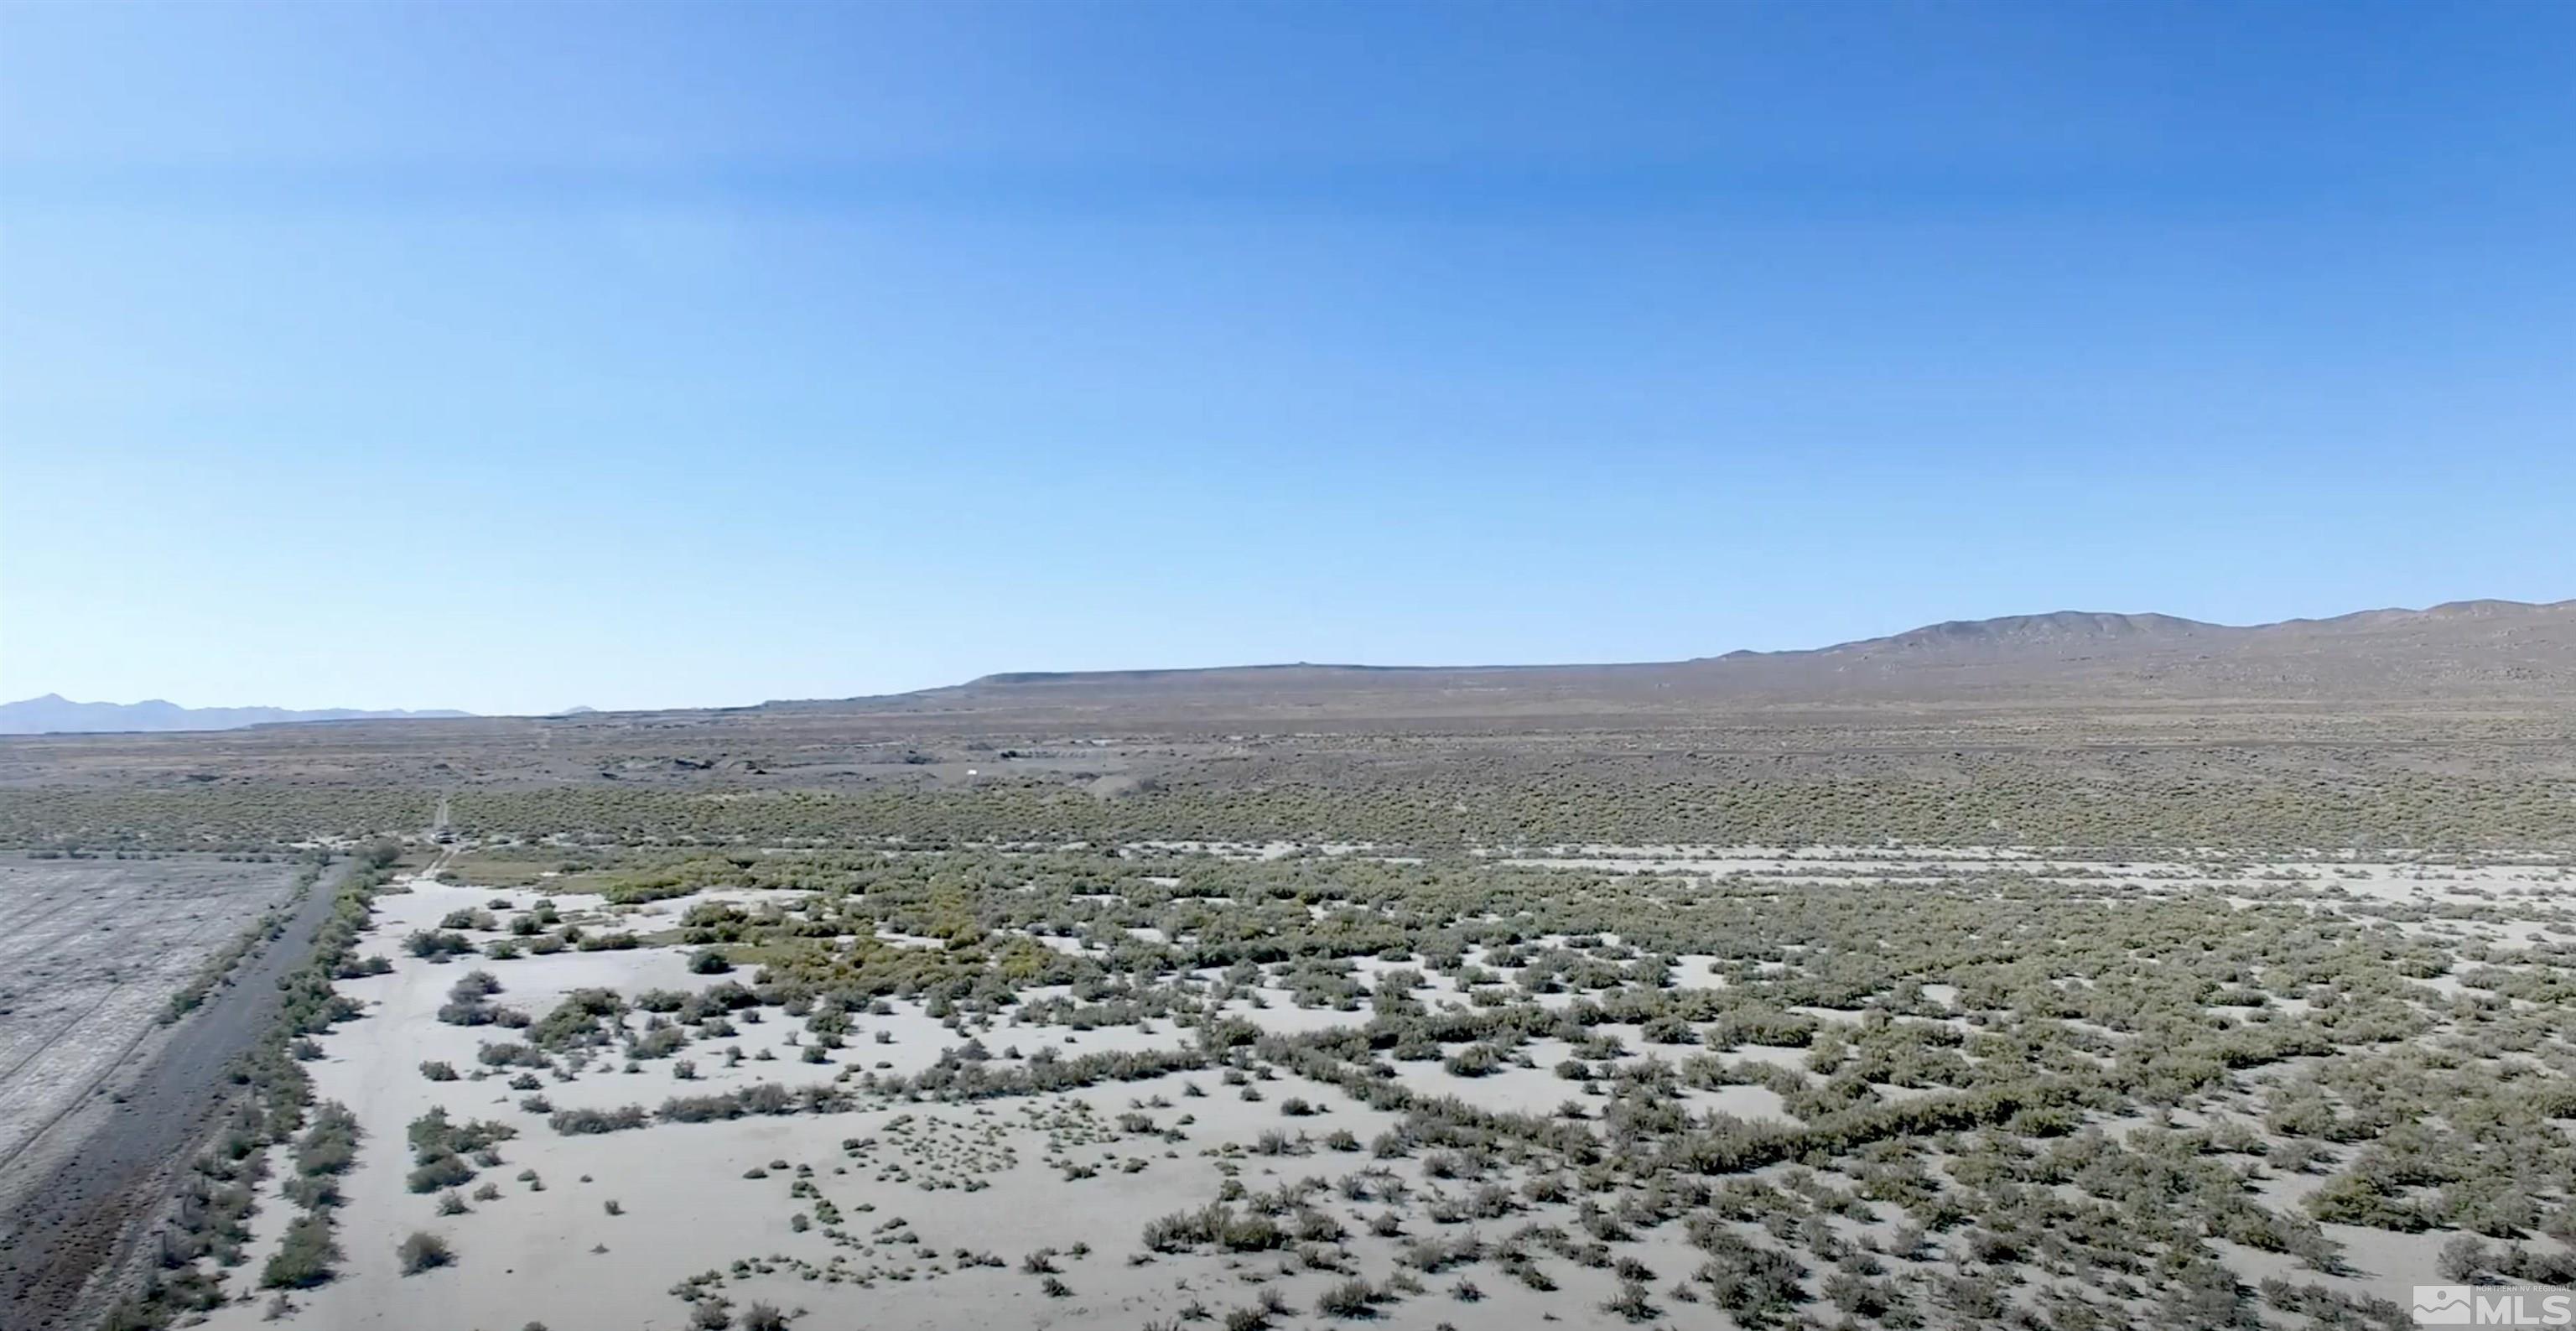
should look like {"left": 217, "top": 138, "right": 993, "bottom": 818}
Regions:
{"left": 844, "top": 597, "right": 2576, "bottom": 715}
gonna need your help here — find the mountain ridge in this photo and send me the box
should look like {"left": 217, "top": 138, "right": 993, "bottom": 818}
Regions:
{"left": 943, "top": 597, "right": 2576, "bottom": 690}
{"left": 0, "top": 694, "right": 473, "bottom": 736}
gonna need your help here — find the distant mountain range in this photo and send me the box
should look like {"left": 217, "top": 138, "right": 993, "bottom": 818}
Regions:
{"left": 13, "top": 598, "right": 2572, "bottom": 736}
{"left": 0, "top": 694, "right": 473, "bottom": 736}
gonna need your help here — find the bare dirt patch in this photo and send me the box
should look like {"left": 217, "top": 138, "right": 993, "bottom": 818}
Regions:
{"left": 0, "top": 855, "right": 339, "bottom": 1331}
{"left": 0, "top": 855, "right": 309, "bottom": 1169}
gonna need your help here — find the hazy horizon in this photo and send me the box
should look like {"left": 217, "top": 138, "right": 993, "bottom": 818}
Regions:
{"left": 5, "top": 2, "right": 2570, "bottom": 715}
{"left": 8, "top": 591, "right": 2572, "bottom": 717}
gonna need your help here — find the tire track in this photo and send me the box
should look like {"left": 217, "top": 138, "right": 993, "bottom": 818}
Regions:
{"left": 0, "top": 894, "right": 117, "bottom": 969}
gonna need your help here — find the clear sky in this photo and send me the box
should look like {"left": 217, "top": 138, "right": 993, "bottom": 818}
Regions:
{"left": 2, "top": 1, "right": 2569, "bottom": 716}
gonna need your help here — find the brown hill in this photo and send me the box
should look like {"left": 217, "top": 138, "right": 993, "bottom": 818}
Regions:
{"left": 794, "top": 598, "right": 2576, "bottom": 721}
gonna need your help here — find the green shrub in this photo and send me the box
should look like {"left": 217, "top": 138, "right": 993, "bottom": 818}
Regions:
{"left": 262, "top": 1217, "right": 338, "bottom": 1288}
{"left": 397, "top": 1230, "right": 453, "bottom": 1274}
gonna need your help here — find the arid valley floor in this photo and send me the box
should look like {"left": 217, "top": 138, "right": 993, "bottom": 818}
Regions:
{"left": 195, "top": 845, "right": 2576, "bottom": 1331}
{"left": 3, "top": 601, "right": 2573, "bottom": 1331}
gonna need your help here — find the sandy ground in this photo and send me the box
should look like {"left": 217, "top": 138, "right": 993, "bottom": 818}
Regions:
{"left": 200, "top": 880, "right": 1240, "bottom": 1330}
{"left": 184, "top": 849, "right": 2576, "bottom": 1331}
{"left": 195, "top": 876, "right": 1828, "bottom": 1331}
{"left": 1502, "top": 845, "right": 2573, "bottom": 895}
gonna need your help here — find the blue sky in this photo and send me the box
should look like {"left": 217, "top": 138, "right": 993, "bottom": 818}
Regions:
{"left": 3, "top": 1, "right": 2569, "bottom": 715}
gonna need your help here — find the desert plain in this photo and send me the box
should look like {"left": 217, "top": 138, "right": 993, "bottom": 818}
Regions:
{"left": 3, "top": 601, "right": 2574, "bottom": 1331}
